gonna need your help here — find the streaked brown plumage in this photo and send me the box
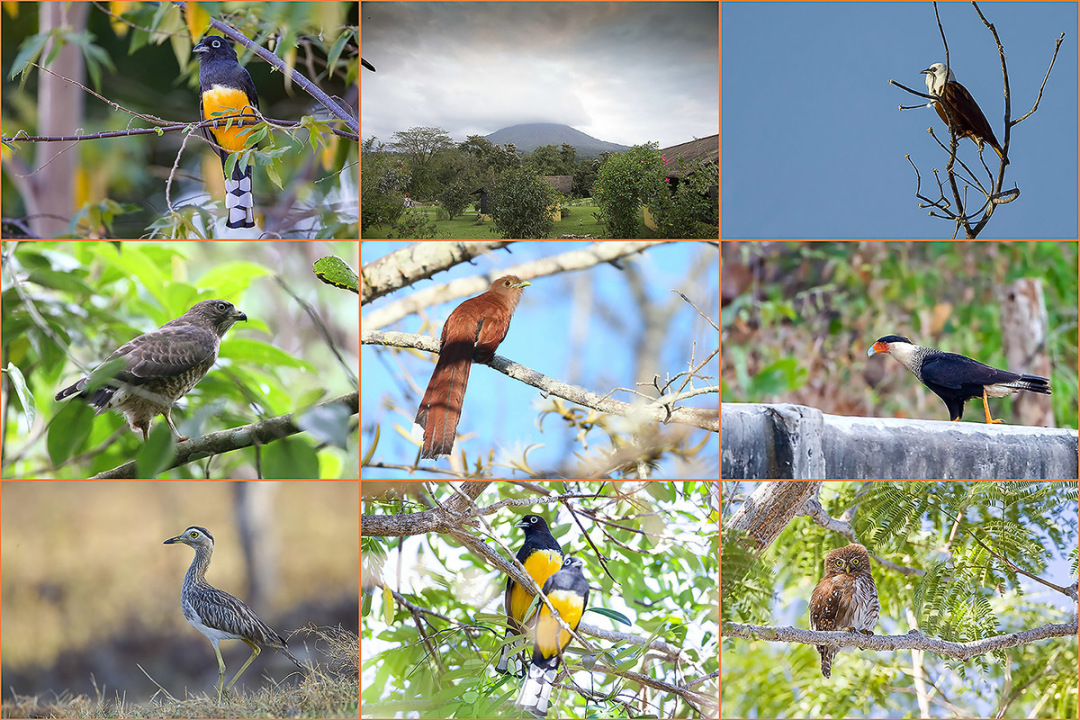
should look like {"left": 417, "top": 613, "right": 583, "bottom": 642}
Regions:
{"left": 413, "top": 276, "right": 530, "bottom": 458}
{"left": 809, "top": 543, "right": 879, "bottom": 678}
{"left": 164, "top": 526, "right": 302, "bottom": 702}
{"left": 55, "top": 299, "right": 246, "bottom": 441}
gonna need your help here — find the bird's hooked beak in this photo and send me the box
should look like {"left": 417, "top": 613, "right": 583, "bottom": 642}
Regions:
{"left": 920, "top": 67, "right": 933, "bottom": 75}
{"left": 867, "top": 341, "right": 889, "bottom": 358}
{"left": 512, "top": 280, "right": 531, "bottom": 290}
{"left": 233, "top": 308, "right": 248, "bottom": 322}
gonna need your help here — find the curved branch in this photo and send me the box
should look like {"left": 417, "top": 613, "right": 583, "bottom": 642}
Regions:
{"left": 363, "top": 330, "right": 717, "bottom": 432}
{"left": 722, "top": 620, "right": 1078, "bottom": 661}
{"left": 92, "top": 391, "right": 358, "bottom": 478}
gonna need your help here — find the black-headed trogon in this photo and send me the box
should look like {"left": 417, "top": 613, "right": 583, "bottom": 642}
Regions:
{"left": 517, "top": 555, "right": 590, "bottom": 716}
{"left": 192, "top": 35, "right": 259, "bottom": 229}
{"left": 496, "top": 514, "right": 563, "bottom": 675}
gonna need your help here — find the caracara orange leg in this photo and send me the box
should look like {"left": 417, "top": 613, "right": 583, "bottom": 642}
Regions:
{"left": 982, "top": 388, "right": 1004, "bottom": 424}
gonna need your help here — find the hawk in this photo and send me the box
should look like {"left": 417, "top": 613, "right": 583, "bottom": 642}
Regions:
{"left": 55, "top": 299, "right": 247, "bottom": 442}
{"left": 921, "top": 62, "right": 1007, "bottom": 163}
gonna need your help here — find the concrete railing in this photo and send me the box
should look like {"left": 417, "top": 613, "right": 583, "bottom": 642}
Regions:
{"left": 721, "top": 403, "right": 1079, "bottom": 479}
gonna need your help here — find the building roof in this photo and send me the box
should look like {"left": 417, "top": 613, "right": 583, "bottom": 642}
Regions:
{"left": 541, "top": 175, "right": 573, "bottom": 194}
{"left": 659, "top": 134, "right": 719, "bottom": 178}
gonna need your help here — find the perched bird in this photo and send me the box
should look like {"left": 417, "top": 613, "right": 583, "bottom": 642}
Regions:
{"left": 192, "top": 36, "right": 261, "bottom": 229}
{"left": 809, "top": 543, "right": 879, "bottom": 678}
{"left": 164, "top": 526, "right": 303, "bottom": 702}
{"left": 55, "top": 300, "right": 246, "bottom": 441}
{"left": 517, "top": 556, "right": 590, "bottom": 716}
{"left": 413, "top": 276, "right": 531, "bottom": 458}
{"left": 921, "top": 62, "right": 1007, "bottom": 163}
{"left": 362, "top": 58, "right": 376, "bottom": 72}
{"left": 867, "top": 335, "right": 1051, "bottom": 423}
{"left": 496, "top": 515, "right": 564, "bottom": 676}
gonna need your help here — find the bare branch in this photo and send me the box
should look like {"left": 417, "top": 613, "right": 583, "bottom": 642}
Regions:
{"left": 722, "top": 620, "right": 1078, "bottom": 661}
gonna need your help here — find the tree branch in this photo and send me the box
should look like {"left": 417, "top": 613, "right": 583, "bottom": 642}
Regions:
{"left": 362, "top": 330, "right": 717, "bottom": 432}
{"left": 722, "top": 620, "right": 1078, "bottom": 660}
{"left": 92, "top": 391, "right": 357, "bottom": 478}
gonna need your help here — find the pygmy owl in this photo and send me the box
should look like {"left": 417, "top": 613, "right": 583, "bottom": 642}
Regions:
{"left": 808, "top": 543, "right": 880, "bottom": 678}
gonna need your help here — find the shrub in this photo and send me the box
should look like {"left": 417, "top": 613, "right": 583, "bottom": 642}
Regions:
{"left": 437, "top": 181, "right": 472, "bottom": 221}
{"left": 388, "top": 210, "right": 437, "bottom": 239}
{"left": 593, "top": 144, "right": 664, "bottom": 238}
{"left": 487, "top": 168, "right": 557, "bottom": 239}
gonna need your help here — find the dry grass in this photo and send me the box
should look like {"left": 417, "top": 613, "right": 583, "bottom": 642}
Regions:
{"left": 0, "top": 481, "right": 359, "bottom": 709}
{"left": 2, "top": 627, "right": 359, "bottom": 719}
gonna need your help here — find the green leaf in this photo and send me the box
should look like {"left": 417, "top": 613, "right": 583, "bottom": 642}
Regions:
{"left": 4, "top": 363, "right": 35, "bottom": 433}
{"left": 47, "top": 402, "right": 94, "bottom": 465}
{"left": 262, "top": 437, "right": 320, "bottom": 478}
{"left": 136, "top": 423, "right": 176, "bottom": 477}
{"left": 218, "top": 338, "right": 313, "bottom": 369}
{"left": 296, "top": 402, "right": 353, "bottom": 449}
{"left": 586, "top": 606, "right": 632, "bottom": 626}
{"left": 313, "top": 256, "right": 359, "bottom": 293}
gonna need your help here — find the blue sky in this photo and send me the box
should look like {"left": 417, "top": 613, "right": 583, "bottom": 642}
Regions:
{"left": 360, "top": 241, "right": 719, "bottom": 478}
{"left": 360, "top": 2, "right": 719, "bottom": 149}
{"left": 722, "top": 2, "right": 1078, "bottom": 238}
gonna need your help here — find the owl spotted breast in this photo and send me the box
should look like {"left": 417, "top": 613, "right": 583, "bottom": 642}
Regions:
{"left": 808, "top": 543, "right": 879, "bottom": 678}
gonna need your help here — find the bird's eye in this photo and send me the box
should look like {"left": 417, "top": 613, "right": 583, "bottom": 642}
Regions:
{"left": 189, "top": 531, "right": 199, "bottom": 538}
{"left": 212, "top": 39, "right": 220, "bottom": 47}
{"left": 851, "top": 559, "right": 859, "bottom": 565}
{"left": 835, "top": 560, "right": 843, "bottom": 568}
{"left": 530, "top": 517, "right": 537, "bottom": 523}
{"left": 216, "top": 302, "right": 226, "bottom": 311}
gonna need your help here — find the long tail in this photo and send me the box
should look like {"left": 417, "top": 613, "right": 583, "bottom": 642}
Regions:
{"left": 517, "top": 662, "right": 556, "bottom": 715}
{"left": 1006, "top": 374, "right": 1051, "bottom": 395}
{"left": 223, "top": 156, "right": 255, "bottom": 229}
{"left": 414, "top": 338, "right": 473, "bottom": 458}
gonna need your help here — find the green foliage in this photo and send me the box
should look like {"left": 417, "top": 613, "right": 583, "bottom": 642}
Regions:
{"left": 723, "top": 481, "right": 1079, "bottom": 718}
{"left": 361, "top": 138, "right": 411, "bottom": 232}
{"left": 721, "top": 527, "right": 774, "bottom": 624}
{"left": 487, "top": 167, "right": 557, "bottom": 239}
{"left": 437, "top": 179, "right": 473, "bottom": 221}
{"left": 643, "top": 155, "right": 719, "bottom": 239}
{"left": 362, "top": 482, "right": 718, "bottom": 719}
{"left": 593, "top": 143, "right": 663, "bottom": 238}
{"left": 1, "top": 241, "right": 357, "bottom": 478}
{"left": 387, "top": 210, "right": 438, "bottom": 239}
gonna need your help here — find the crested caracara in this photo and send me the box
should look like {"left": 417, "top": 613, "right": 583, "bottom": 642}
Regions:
{"left": 867, "top": 335, "right": 1050, "bottom": 423}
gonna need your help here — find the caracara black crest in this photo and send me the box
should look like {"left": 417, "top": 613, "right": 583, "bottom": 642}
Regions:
{"left": 921, "top": 62, "right": 1007, "bottom": 164}
{"left": 867, "top": 336, "right": 1050, "bottom": 424}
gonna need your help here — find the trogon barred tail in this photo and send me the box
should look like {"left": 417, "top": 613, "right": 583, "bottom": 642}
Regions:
{"left": 496, "top": 514, "right": 563, "bottom": 676}
{"left": 192, "top": 35, "right": 259, "bottom": 229}
{"left": 517, "top": 555, "right": 589, "bottom": 716}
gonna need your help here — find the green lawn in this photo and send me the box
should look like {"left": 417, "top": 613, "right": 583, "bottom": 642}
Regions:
{"left": 361, "top": 201, "right": 652, "bottom": 239}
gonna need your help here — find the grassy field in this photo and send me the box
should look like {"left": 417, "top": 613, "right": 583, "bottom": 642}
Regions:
{"left": 361, "top": 201, "right": 652, "bottom": 239}
{"left": 0, "top": 481, "right": 359, "bottom": 714}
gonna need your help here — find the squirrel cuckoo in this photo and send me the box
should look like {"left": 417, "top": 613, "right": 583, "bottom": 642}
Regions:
{"left": 414, "top": 276, "right": 531, "bottom": 459}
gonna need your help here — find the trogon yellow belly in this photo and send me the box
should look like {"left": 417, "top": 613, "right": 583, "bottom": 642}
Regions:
{"left": 192, "top": 35, "right": 259, "bottom": 229}
{"left": 496, "top": 514, "right": 563, "bottom": 675}
{"left": 517, "top": 555, "right": 589, "bottom": 716}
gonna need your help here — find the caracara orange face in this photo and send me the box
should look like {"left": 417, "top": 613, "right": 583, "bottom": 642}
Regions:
{"left": 870, "top": 340, "right": 890, "bottom": 355}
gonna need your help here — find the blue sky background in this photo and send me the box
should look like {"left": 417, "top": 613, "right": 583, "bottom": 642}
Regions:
{"left": 360, "top": 242, "right": 719, "bottom": 478}
{"left": 722, "top": 2, "right": 1078, "bottom": 238}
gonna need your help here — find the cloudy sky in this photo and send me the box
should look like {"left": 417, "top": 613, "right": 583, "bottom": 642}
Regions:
{"left": 360, "top": 2, "right": 719, "bottom": 149}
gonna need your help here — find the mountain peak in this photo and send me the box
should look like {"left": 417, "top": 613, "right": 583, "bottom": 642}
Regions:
{"left": 484, "top": 123, "right": 630, "bottom": 157}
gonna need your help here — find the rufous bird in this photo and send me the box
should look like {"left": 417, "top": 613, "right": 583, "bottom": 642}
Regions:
{"left": 413, "top": 276, "right": 531, "bottom": 459}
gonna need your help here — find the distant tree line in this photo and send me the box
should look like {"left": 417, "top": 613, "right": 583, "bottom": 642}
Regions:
{"left": 361, "top": 125, "right": 717, "bottom": 239}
